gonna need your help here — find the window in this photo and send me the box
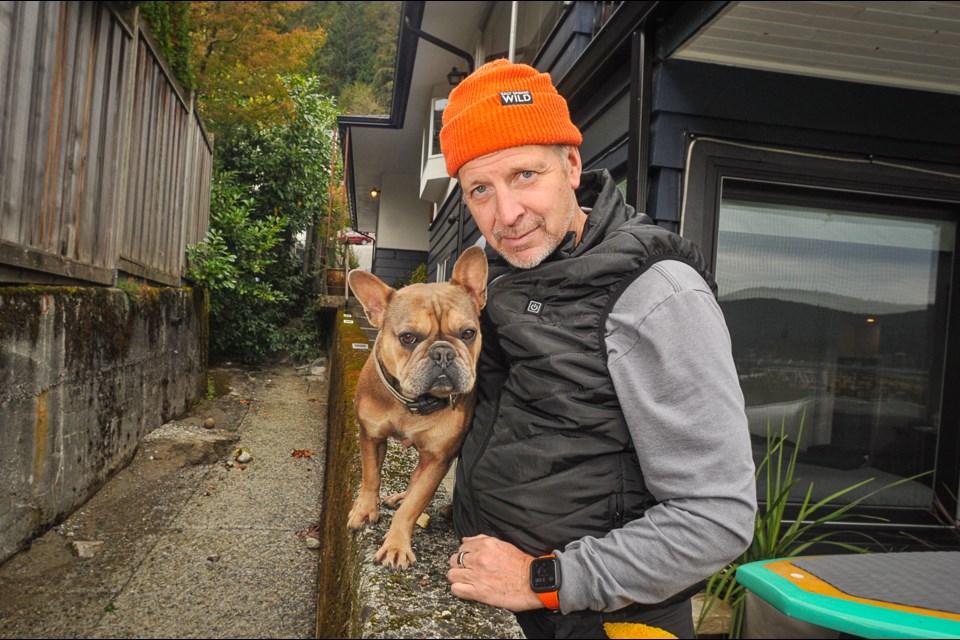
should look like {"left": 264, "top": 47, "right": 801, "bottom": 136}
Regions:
{"left": 684, "top": 139, "right": 960, "bottom": 526}
{"left": 436, "top": 253, "right": 450, "bottom": 283}
{"left": 429, "top": 97, "right": 447, "bottom": 158}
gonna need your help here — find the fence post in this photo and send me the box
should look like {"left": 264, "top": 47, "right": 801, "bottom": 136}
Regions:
{"left": 111, "top": 5, "right": 140, "bottom": 286}
{"left": 177, "top": 90, "right": 199, "bottom": 287}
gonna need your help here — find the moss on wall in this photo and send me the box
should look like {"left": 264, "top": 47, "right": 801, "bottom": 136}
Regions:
{"left": 316, "top": 310, "right": 371, "bottom": 639}
{"left": 0, "top": 286, "right": 48, "bottom": 345}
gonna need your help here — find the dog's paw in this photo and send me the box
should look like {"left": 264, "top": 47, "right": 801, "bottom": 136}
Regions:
{"left": 347, "top": 497, "right": 380, "bottom": 529}
{"left": 375, "top": 540, "right": 416, "bottom": 570}
{"left": 383, "top": 491, "right": 407, "bottom": 509}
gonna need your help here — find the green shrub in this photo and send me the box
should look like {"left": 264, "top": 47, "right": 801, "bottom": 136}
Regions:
{"left": 187, "top": 172, "right": 287, "bottom": 362}
{"left": 408, "top": 263, "right": 427, "bottom": 285}
{"left": 187, "top": 75, "right": 345, "bottom": 363}
{"left": 270, "top": 303, "right": 328, "bottom": 363}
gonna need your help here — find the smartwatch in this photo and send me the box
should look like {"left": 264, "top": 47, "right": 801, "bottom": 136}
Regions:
{"left": 530, "top": 554, "right": 562, "bottom": 610}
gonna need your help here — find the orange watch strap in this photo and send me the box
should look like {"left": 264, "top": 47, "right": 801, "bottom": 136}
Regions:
{"left": 536, "top": 589, "right": 561, "bottom": 610}
{"left": 534, "top": 554, "right": 561, "bottom": 610}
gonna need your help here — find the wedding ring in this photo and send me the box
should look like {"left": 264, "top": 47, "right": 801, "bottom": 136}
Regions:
{"left": 457, "top": 550, "right": 468, "bottom": 568}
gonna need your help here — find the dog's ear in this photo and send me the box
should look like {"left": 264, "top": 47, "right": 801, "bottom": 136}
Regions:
{"left": 349, "top": 270, "right": 394, "bottom": 327}
{"left": 450, "top": 246, "right": 488, "bottom": 311}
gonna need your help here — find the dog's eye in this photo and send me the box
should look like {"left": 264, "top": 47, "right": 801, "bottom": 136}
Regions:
{"left": 399, "top": 333, "right": 418, "bottom": 346}
{"left": 461, "top": 329, "right": 476, "bottom": 341}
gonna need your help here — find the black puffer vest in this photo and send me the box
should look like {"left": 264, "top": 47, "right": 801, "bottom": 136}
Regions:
{"left": 453, "top": 170, "right": 716, "bottom": 556}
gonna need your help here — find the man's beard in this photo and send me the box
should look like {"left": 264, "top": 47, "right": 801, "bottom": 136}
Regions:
{"left": 493, "top": 205, "right": 576, "bottom": 270}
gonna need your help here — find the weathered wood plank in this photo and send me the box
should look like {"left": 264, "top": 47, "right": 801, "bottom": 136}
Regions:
{"left": 1, "top": 2, "right": 211, "bottom": 285}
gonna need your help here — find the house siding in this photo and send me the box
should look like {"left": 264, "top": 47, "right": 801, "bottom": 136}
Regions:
{"left": 645, "top": 59, "right": 960, "bottom": 226}
{"left": 372, "top": 247, "right": 428, "bottom": 287}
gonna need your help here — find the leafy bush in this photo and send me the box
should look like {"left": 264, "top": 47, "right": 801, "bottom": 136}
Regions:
{"left": 409, "top": 263, "right": 428, "bottom": 285}
{"left": 187, "top": 172, "right": 287, "bottom": 362}
{"left": 270, "top": 302, "right": 328, "bottom": 363}
{"left": 188, "top": 74, "right": 345, "bottom": 362}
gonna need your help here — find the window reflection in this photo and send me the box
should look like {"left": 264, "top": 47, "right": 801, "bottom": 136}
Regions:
{"left": 716, "top": 180, "right": 955, "bottom": 509}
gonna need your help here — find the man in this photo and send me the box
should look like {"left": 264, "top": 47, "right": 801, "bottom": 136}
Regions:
{"left": 441, "top": 59, "right": 756, "bottom": 639}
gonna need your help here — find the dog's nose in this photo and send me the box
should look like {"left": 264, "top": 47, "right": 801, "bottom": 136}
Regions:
{"left": 429, "top": 342, "right": 457, "bottom": 369}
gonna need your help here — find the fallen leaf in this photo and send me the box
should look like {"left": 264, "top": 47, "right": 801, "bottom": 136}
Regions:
{"left": 291, "top": 449, "right": 315, "bottom": 459}
{"left": 239, "top": 399, "right": 251, "bottom": 405}
{"left": 296, "top": 524, "right": 321, "bottom": 539}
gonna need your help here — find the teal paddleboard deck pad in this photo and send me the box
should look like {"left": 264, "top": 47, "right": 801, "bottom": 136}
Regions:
{"left": 794, "top": 552, "right": 960, "bottom": 614}
{"left": 736, "top": 552, "right": 960, "bottom": 639}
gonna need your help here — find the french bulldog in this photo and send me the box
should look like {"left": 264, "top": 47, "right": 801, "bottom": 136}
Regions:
{"left": 346, "top": 246, "right": 487, "bottom": 570}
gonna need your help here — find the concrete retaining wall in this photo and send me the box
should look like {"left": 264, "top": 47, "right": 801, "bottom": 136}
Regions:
{"left": 0, "top": 285, "right": 208, "bottom": 563}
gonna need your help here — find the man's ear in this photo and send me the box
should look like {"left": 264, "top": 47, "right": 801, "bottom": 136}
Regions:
{"left": 566, "top": 146, "right": 582, "bottom": 190}
{"left": 348, "top": 270, "right": 394, "bottom": 327}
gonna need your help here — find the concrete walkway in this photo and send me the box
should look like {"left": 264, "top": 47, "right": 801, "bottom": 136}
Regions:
{"left": 0, "top": 364, "right": 328, "bottom": 638}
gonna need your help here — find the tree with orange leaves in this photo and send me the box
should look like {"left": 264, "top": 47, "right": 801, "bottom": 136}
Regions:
{"left": 187, "top": 1, "right": 326, "bottom": 134}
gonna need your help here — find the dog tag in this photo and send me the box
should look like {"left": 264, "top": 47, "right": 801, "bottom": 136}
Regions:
{"left": 351, "top": 343, "right": 370, "bottom": 350}
{"left": 343, "top": 319, "right": 354, "bottom": 324}
{"left": 344, "top": 313, "right": 352, "bottom": 318}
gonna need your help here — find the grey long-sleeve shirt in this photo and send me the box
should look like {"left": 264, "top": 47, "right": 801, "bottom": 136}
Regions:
{"left": 554, "top": 259, "right": 757, "bottom": 613}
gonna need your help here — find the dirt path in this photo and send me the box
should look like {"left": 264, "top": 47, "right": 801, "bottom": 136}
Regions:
{"left": 0, "top": 363, "right": 328, "bottom": 639}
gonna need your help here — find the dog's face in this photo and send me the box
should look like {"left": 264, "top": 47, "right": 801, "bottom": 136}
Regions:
{"left": 349, "top": 247, "right": 488, "bottom": 399}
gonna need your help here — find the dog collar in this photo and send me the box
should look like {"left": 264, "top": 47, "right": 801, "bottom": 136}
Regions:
{"left": 372, "top": 337, "right": 460, "bottom": 415}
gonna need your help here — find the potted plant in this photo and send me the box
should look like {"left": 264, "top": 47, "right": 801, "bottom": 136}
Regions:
{"left": 324, "top": 238, "right": 348, "bottom": 296}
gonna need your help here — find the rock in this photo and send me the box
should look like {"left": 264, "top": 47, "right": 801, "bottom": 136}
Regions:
{"left": 310, "top": 366, "right": 326, "bottom": 377}
{"left": 203, "top": 417, "right": 216, "bottom": 429}
{"left": 304, "top": 537, "right": 321, "bottom": 550}
{"left": 70, "top": 540, "right": 104, "bottom": 559}
{"left": 236, "top": 450, "right": 252, "bottom": 464}
{"left": 691, "top": 591, "right": 732, "bottom": 637}
{"left": 416, "top": 513, "right": 430, "bottom": 529}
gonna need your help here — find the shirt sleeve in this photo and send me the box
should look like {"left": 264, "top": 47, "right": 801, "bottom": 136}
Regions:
{"left": 554, "top": 260, "right": 758, "bottom": 612}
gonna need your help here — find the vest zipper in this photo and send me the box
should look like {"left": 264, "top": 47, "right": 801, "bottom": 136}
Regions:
{"left": 466, "top": 272, "right": 509, "bottom": 532}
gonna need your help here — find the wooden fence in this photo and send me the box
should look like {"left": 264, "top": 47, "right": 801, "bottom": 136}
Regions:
{"left": 0, "top": 1, "right": 211, "bottom": 287}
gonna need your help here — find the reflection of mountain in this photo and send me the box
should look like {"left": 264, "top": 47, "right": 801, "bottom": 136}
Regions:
{"left": 721, "top": 287, "right": 925, "bottom": 315}
{"left": 720, "top": 297, "right": 933, "bottom": 366}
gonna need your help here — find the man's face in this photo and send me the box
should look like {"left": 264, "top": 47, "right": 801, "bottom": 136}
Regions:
{"left": 458, "top": 145, "right": 584, "bottom": 269}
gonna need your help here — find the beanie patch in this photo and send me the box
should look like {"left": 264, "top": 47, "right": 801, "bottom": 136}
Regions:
{"left": 499, "top": 90, "right": 533, "bottom": 105}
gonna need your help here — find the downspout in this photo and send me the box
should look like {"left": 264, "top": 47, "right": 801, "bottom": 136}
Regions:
{"left": 509, "top": 2, "right": 519, "bottom": 62}
{"left": 627, "top": 29, "right": 653, "bottom": 214}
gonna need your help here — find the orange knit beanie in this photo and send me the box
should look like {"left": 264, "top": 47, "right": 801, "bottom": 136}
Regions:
{"left": 439, "top": 59, "right": 582, "bottom": 177}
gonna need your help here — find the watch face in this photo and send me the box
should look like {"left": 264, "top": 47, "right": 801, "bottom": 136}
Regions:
{"left": 530, "top": 557, "right": 560, "bottom": 593}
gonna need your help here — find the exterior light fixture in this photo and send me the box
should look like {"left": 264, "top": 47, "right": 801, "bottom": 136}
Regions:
{"left": 447, "top": 66, "right": 468, "bottom": 86}
{"left": 370, "top": 188, "right": 380, "bottom": 199}
{"left": 866, "top": 317, "right": 876, "bottom": 323}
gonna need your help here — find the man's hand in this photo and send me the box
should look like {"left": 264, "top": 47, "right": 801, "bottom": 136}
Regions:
{"left": 446, "top": 534, "right": 545, "bottom": 611}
